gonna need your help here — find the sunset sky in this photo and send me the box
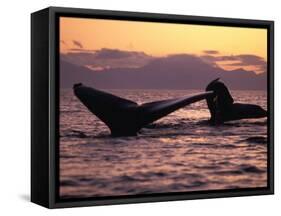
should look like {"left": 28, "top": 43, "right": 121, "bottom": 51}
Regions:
{"left": 60, "top": 17, "right": 267, "bottom": 73}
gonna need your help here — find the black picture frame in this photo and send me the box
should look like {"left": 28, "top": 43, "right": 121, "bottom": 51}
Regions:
{"left": 31, "top": 6, "right": 274, "bottom": 208}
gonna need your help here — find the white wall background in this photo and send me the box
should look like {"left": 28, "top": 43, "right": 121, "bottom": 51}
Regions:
{"left": 0, "top": 0, "right": 279, "bottom": 214}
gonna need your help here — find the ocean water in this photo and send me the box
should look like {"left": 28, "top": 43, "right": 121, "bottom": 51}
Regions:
{"left": 59, "top": 89, "right": 267, "bottom": 199}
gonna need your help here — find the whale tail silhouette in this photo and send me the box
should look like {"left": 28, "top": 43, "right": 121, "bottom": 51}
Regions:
{"left": 74, "top": 83, "right": 213, "bottom": 136}
{"left": 205, "top": 78, "right": 267, "bottom": 124}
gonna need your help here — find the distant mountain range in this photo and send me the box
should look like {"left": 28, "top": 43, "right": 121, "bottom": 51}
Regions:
{"left": 60, "top": 54, "right": 267, "bottom": 90}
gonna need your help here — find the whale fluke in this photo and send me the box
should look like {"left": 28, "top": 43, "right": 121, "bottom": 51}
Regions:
{"left": 205, "top": 78, "right": 267, "bottom": 124}
{"left": 74, "top": 84, "right": 213, "bottom": 136}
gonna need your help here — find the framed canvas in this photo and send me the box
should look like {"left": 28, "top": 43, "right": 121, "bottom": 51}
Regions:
{"left": 31, "top": 6, "right": 274, "bottom": 208}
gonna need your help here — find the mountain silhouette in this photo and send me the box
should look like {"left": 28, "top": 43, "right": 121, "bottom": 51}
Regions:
{"left": 60, "top": 54, "right": 266, "bottom": 90}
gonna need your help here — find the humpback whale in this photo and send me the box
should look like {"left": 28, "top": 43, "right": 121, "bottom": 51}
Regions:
{"left": 73, "top": 83, "right": 213, "bottom": 136}
{"left": 205, "top": 78, "right": 267, "bottom": 124}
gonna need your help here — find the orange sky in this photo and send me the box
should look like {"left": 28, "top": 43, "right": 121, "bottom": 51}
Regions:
{"left": 60, "top": 17, "right": 267, "bottom": 73}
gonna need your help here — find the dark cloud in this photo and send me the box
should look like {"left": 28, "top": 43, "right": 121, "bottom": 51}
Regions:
{"left": 201, "top": 55, "right": 237, "bottom": 62}
{"left": 61, "top": 48, "right": 266, "bottom": 73}
{"left": 229, "top": 55, "right": 266, "bottom": 72}
{"left": 61, "top": 48, "right": 154, "bottom": 70}
{"left": 201, "top": 54, "right": 266, "bottom": 72}
{"left": 234, "top": 54, "right": 266, "bottom": 66}
{"left": 69, "top": 48, "right": 96, "bottom": 52}
{"left": 203, "top": 50, "right": 220, "bottom": 55}
{"left": 95, "top": 48, "right": 148, "bottom": 59}
{"left": 72, "top": 40, "right": 83, "bottom": 49}
{"left": 166, "top": 54, "right": 207, "bottom": 65}
{"left": 200, "top": 55, "right": 218, "bottom": 61}
{"left": 199, "top": 55, "right": 220, "bottom": 67}
{"left": 95, "top": 48, "right": 132, "bottom": 59}
{"left": 217, "top": 55, "right": 238, "bottom": 61}
{"left": 202, "top": 54, "right": 265, "bottom": 63}
{"left": 209, "top": 54, "right": 265, "bottom": 65}
{"left": 221, "top": 55, "right": 266, "bottom": 72}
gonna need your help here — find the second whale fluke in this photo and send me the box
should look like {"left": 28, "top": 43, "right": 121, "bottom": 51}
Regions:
{"left": 205, "top": 78, "right": 267, "bottom": 125}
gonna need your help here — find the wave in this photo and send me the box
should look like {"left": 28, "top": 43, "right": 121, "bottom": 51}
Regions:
{"left": 238, "top": 136, "right": 267, "bottom": 144}
{"left": 61, "top": 130, "right": 110, "bottom": 139}
{"left": 239, "top": 164, "right": 265, "bottom": 173}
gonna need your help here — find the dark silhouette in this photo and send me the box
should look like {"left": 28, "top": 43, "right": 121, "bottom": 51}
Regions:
{"left": 73, "top": 83, "right": 213, "bottom": 136}
{"left": 205, "top": 78, "right": 267, "bottom": 125}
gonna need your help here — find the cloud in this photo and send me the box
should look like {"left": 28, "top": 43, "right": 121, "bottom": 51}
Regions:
{"left": 72, "top": 40, "right": 83, "bottom": 49}
{"left": 231, "top": 54, "right": 266, "bottom": 65}
{"left": 61, "top": 48, "right": 266, "bottom": 73}
{"left": 69, "top": 48, "right": 96, "bottom": 52}
{"left": 61, "top": 54, "right": 266, "bottom": 90}
{"left": 200, "top": 54, "right": 239, "bottom": 64}
{"left": 217, "top": 55, "right": 238, "bottom": 61}
{"left": 227, "top": 55, "right": 267, "bottom": 72}
{"left": 201, "top": 54, "right": 266, "bottom": 73}
{"left": 61, "top": 48, "right": 154, "bottom": 70}
{"left": 203, "top": 50, "right": 220, "bottom": 55}
{"left": 95, "top": 48, "right": 133, "bottom": 59}
{"left": 202, "top": 54, "right": 265, "bottom": 63}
